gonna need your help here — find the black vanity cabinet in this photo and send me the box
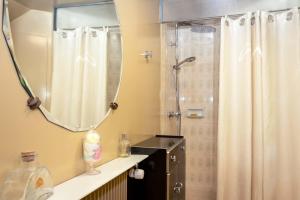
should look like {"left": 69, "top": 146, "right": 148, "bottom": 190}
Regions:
{"left": 128, "top": 135, "right": 186, "bottom": 200}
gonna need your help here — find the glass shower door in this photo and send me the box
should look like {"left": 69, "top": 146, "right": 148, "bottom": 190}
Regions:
{"left": 161, "top": 23, "right": 220, "bottom": 200}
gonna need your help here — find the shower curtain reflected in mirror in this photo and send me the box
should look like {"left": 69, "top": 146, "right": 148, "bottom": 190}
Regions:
{"left": 50, "top": 27, "right": 108, "bottom": 129}
{"left": 218, "top": 8, "right": 300, "bottom": 200}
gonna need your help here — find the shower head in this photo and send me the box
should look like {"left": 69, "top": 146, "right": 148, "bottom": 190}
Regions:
{"left": 173, "top": 57, "right": 196, "bottom": 70}
{"left": 191, "top": 25, "right": 216, "bottom": 33}
{"left": 177, "top": 21, "right": 217, "bottom": 33}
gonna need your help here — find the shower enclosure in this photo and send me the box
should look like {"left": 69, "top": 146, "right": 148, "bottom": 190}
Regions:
{"left": 160, "top": 0, "right": 300, "bottom": 198}
{"left": 160, "top": 22, "right": 220, "bottom": 200}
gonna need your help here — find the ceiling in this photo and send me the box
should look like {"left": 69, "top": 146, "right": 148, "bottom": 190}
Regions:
{"left": 8, "top": 0, "right": 30, "bottom": 20}
{"left": 161, "top": 0, "right": 300, "bottom": 22}
{"left": 11, "top": 0, "right": 113, "bottom": 11}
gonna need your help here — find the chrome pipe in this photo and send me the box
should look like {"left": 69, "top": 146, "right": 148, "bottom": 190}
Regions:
{"left": 174, "top": 23, "right": 181, "bottom": 136}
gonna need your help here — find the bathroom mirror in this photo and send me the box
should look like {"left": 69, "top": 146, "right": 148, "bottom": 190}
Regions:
{"left": 2, "top": 0, "right": 122, "bottom": 131}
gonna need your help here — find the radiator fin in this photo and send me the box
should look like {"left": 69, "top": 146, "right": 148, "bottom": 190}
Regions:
{"left": 81, "top": 172, "right": 128, "bottom": 200}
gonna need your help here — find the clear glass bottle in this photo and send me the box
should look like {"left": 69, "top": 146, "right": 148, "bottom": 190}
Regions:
{"left": 119, "top": 134, "right": 131, "bottom": 157}
{"left": 0, "top": 152, "right": 53, "bottom": 200}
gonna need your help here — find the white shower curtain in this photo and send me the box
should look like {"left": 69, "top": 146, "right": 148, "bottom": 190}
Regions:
{"left": 80, "top": 28, "right": 108, "bottom": 128}
{"left": 50, "top": 27, "right": 108, "bottom": 129}
{"left": 218, "top": 8, "right": 300, "bottom": 200}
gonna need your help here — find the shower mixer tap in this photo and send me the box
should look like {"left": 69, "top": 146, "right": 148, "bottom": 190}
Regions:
{"left": 168, "top": 111, "right": 181, "bottom": 119}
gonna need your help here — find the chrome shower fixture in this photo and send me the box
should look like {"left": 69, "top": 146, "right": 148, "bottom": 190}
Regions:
{"left": 191, "top": 25, "right": 217, "bottom": 33}
{"left": 173, "top": 56, "right": 196, "bottom": 70}
{"left": 168, "top": 111, "right": 181, "bottom": 119}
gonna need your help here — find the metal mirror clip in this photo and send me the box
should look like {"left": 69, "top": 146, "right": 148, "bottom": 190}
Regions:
{"left": 110, "top": 102, "right": 119, "bottom": 110}
{"left": 27, "top": 97, "right": 41, "bottom": 110}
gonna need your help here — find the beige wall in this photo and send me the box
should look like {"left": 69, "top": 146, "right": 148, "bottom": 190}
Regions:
{"left": 0, "top": 0, "right": 161, "bottom": 185}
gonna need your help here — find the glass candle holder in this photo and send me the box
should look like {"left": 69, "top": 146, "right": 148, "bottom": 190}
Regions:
{"left": 83, "top": 130, "right": 101, "bottom": 175}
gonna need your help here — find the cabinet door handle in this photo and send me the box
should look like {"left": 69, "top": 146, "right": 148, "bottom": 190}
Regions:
{"left": 176, "top": 182, "right": 183, "bottom": 188}
{"left": 174, "top": 182, "right": 183, "bottom": 193}
{"left": 170, "top": 155, "right": 177, "bottom": 162}
{"left": 180, "top": 145, "right": 185, "bottom": 151}
{"left": 174, "top": 186, "right": 181, "bottom": 193}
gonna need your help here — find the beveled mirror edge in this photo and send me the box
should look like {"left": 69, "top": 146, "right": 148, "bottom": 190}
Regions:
{"left": 1, "top": 0, "right": 34, "bottom": 98}
{"left": 1, "top": 0, "right": 124, "bottom": 132}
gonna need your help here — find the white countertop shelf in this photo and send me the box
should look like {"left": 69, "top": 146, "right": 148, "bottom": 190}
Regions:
{"left": 49, "top": 155, "right": 148, "bottom": 200}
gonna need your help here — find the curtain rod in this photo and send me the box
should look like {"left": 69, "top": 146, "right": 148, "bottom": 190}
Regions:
{"left": 60, "top": 25, "right": 120, "bottom": 30}
{"left": 55, "top": 0, "right": 114, "bottom": 9}
{"left": 161, "top": 6, "right": 300, "bottom": 24}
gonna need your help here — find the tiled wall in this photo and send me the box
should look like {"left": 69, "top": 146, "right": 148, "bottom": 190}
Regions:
{"left": 161, "top": 24, "right": 220, "bottom": 200}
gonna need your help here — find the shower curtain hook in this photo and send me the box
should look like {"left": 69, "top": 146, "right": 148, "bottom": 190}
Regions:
{"left": 239, "top": 18, "right": 246, "bottom": 26}
{"left": 268, "top": 15, "right": 274, "bottom": 23}
{"left": 103, "top": 26, "right": 108, "bottom": 32}
{"left": 225, "top": 17, "right": 230, "bottom": 26}
{"left": 251, "top": 16, "right": 256, "bottom": 25}
{"left": 286, "top": 12, "right": 293, "bottom": 21}
{"left": 62, "top": 32, "right": 67, "bottom": 38}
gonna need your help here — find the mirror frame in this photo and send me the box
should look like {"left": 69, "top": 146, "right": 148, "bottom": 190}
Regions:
{"left": 1, "top": 0, "right": 123, "bottom": 132}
